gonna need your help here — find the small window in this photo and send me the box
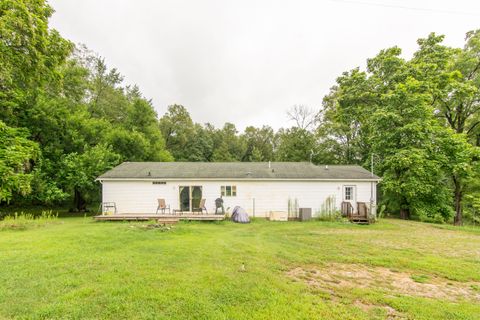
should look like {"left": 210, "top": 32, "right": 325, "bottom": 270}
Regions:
{"left": 344, "top": 186, "right": 353, "bottom": 200}
{"left": 221, "top": 185, "right": 237, "bottom": 197}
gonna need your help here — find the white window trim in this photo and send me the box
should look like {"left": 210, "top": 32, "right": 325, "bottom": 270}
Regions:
{"left": 343, "top": 185, "right": 356, "bottom": 202}
{"left": 221, "top": 185, "right": 237, "bottom": 197}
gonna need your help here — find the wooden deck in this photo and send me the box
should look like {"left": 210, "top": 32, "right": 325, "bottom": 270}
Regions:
{"left": 94, "top": 213, "right": 225, "bottom": 222}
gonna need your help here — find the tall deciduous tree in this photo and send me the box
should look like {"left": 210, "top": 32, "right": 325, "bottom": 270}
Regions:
{"left": 0, "top": 0, "right": 72, "bottom": 126}
{"left": 439, "top": 132, "right": 480, "bottom": 225}
{"left": 59, "top": 144, "right": 120, "bottom": 211}
{"left": 241, "top": 126, "right": 276, "bottom": 162}
{"left": 1, "top": 1, "right": 172, "bottom": 209}
{"left": 287, "top": 105, "right": 318, "bottom": 131}
{"left": 0, "top": 121, "right": 39, "bottom": 202}
{"left": 319, "top": 32, "right": 480, "bottom": 224}
{"left": 411, "top": 32, "right": 480, "bottom": 224}
{"left": 320, "top": 68, "right": 376, "bottom": 164}
{"left": 370, "top": 79, "right": 453, "bottom": 221}
{"left": 211, "top": 123, "right": 246, "bottom": 162}
{"left": 159, "top": 104, "right": 195, "bottom": 160}
{"left": 275, "top": 127, "right": 317, "bottom": 162}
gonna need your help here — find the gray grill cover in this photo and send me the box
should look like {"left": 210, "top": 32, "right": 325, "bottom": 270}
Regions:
{"left": 231, "top": 206, "right": 250, "bottom": 223}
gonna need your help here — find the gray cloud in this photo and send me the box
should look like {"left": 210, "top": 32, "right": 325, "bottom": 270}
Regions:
{"left": 49, "top": 0, "right": 480, "bottom": 130}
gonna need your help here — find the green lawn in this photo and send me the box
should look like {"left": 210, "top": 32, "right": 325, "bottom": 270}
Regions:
{"left": 0, "top": 217, "right": 479, "bottom": 319}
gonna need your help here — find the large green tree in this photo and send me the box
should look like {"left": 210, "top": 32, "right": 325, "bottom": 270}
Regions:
{"left": 370, "top": 79, "right": 453, "bottom": 221}
{"left": 241, "top": 126, "right": 276, "bottom": 162}
{"left": 159, "top": 104, "right": 195, "bottom": 161}
{"left": 0, "top": 1, "right": 172, "bottom": 210}
{"left": 210, "top": 123, "right": 246, "bottom": 162}
{"left": 319, "top": 32, "right": 480, "bottom": 224}
{"left": 58, "top": 144, "right": 120, "bottom": 211}
{"left": 275, "top": 127, "right": 317, "bottom": 162}
{"left": 320, "top": 68, "right": 375, "bottom": 164}
{"left": 0, "top": 0, "right": 71, "bottom": 204}
{"left": 0, "top": 121, "right": 39, "bottom": 202}
{"left": 411, "top": 32, "right": 480, "bottom": 224}
{"left": 0, "top": 0, "right": 72, "bottom": 126}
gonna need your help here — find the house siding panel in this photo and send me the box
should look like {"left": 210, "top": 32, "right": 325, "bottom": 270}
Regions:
{"left": 102, "top": 180, "right": 377, "bottom": 217}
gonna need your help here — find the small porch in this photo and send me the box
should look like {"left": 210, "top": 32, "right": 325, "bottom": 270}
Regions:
{"left": 341, "top": 201, "right": 375, "bottom": 224}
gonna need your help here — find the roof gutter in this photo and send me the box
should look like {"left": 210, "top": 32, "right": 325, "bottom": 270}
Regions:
{"left": 96, "top": 177, "right": 381, "bottom": 182}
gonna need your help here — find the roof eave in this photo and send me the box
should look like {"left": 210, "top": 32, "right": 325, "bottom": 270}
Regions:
{"left": 97, "top": 177, "right": 381, "bottom": 182}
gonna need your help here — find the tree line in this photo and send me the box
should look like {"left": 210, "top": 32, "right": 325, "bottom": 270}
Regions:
{"left": 1, "top": 0, "right": 479, "bottom": 225}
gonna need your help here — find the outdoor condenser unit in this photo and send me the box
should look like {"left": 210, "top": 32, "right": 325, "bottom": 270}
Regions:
{"left": 299, "top": 208, "right": 312, "bottom": 221}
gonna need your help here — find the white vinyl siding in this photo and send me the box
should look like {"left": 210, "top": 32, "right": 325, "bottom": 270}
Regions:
{"left": 102, "top": 180, "right": 376, "bottom": 217}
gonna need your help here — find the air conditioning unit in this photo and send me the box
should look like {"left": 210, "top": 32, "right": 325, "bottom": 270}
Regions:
{"left": 299, "top": 208, "right": 312, "bottom": 221}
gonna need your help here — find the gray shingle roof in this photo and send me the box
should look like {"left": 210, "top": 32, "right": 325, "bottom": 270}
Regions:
{"left": 98, "top": 162, "right": 380, "bottom": 180}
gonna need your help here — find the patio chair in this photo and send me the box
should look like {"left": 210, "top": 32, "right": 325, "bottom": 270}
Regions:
{"left": 215, "top": 197, "right": 224, "bottom": 214}
{"left": 193, "top": 198, "right": 208, "bottom": 214}
{"left": 156, "top": 198, "right": 171, "bottom": 214}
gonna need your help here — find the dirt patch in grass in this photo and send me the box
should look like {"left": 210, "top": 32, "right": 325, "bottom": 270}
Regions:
{"left": 287, "top": 263, "right": 480, "bottom": 301}
{"left": 130, "top": 224, "right": 174, "bottom": 231}
{"left": 353, "top": 300, "right": 403, "bottom": 319}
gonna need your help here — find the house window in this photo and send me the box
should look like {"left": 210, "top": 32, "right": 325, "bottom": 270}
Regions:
{"left": 344, "top": 186, "right": 353, "bottom": 200}
{"left": 221, "top": 185, "right": 237, "bottom": 197}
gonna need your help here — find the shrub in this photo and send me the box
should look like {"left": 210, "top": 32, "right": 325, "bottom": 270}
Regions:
{"left": 378, "top": 205, "right": 387, "bottom": 219}
{"left": 316, "top": 196, "right": 343, "bottom": 221}
{"left": 316, "top": 210, "right": 343, "bottom": 222}
{"left": 0, "top": 210, "right": 58, "bottom": 230}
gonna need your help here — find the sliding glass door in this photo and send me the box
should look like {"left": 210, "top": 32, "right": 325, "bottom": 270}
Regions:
{"left": 179, "top": 186, "right": 202, "bottom": 212}
{"left": 179, "top": 186, "right": 190, "bottom": 211}
{"left": 191, "top": 186, "right": 202, "bottom": 210}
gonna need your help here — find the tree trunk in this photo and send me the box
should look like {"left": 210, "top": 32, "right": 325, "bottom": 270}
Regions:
{"left": 399, "top": 197, "right": 410, "bottom": 220}
{"left": 453, "top": 178, "right": 463, "bottom": 226}
{"left": 400, "top": 207, "right": 410, "bottom": 220}
{"left": 73, "top": 188, "right": 87, "bottom": 212}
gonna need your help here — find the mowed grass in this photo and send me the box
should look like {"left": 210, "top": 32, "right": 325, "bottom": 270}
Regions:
{"left": 0, "top": 218, "right": 479, "bottom": 319}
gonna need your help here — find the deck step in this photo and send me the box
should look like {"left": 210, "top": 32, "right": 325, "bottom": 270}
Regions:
{"left": 348, "top": 215, "right": 370, "bottom": 225}
{"left": 351, "top": 221, "right": 369, "bottom": 224}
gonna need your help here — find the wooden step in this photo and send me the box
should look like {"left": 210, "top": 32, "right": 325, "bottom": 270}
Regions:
{"left": 349, "top": 216, "right": 370, "bottom": 224}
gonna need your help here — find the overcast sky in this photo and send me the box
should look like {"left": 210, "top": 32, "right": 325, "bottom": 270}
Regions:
{"left": 48, "top": 0, "right": 480, "bottom": 131}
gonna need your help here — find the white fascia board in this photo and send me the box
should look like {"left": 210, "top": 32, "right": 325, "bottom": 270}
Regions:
{"left": 96, "top": 177, "right": 381, "bottom": 182}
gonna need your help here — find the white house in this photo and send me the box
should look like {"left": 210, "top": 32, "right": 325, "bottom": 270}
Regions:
{"left": 97, "top": 162, "right": 380, "bottom": 218}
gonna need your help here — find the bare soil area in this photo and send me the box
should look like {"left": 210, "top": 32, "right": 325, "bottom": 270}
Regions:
{"left": 287, "top": 262, "right": 480, "bottom": 301}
